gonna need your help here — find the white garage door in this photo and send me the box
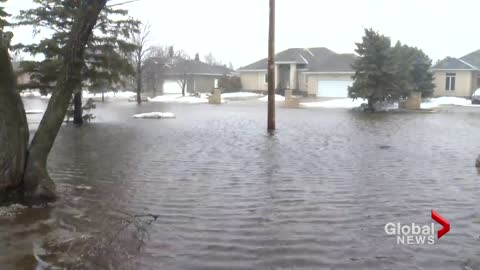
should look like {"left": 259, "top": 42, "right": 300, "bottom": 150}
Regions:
{"left": 317, "top": 80, "right": 353, "bottom": 98}
{"left": 163, "top": 80, "right": 183, "bottom": 94}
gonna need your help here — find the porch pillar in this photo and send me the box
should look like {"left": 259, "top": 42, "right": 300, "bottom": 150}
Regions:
{"left": 290, "top": 63, "right": 297, "bottom": 90}
{"left": 274, "top": 64, "right": 279, "bottom": 91}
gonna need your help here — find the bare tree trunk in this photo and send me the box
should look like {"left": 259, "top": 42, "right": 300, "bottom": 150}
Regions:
{"left": 367, "top": 96, "right": 376, "bottom": 112}
{"left": 267, "top": 0, "right": 276, "bottom": 131}
{"left": 73, "top": 91, "right": 83, "bottom": 125}
{"left": 102, "top": 90, "right": 105, "bottom": 102}
{"left": 0, "top": 44, "right": 29, "bottom": 198}
{"left": 136, "top": 62, "right": 142, "bottom": 104}
{"left": 152, "top": 72, "right": 157, "bottom": 97}
{"left": 182, "top": 80, "right": 186, "bottom": 97}
{"left": 22, "top": 0, "right": 108, "bottom": 202}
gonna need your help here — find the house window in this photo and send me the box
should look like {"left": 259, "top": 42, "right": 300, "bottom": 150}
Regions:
{"left": 445, "top": 73, "right": 456, "bottom": 91}
{"left": 304, "top": 74, "right": 308, "bottom": 84}
{"left": 264, "top": 73, "right": 268, "bottom": 84}
{"left": 477, "top": 74, "right": 480, "bottom": 88}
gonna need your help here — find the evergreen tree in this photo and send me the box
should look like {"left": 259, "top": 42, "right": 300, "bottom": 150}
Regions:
{"left": 348, "top": 28, "right": 398, "bottom": 111}
{"left": 0, "top": 0, "right": 9, "bottom": 30}
{"left": 391, "top": 41, "right": 415, "bottom": 98}
{"left": 410, "top": 48, "right": 434, "bottom": 97}
{"left": 391, "top": 42, "right": 435, "bottom": 98}
{"left": 14, "top": 0, "right": 139, "bottom": 124}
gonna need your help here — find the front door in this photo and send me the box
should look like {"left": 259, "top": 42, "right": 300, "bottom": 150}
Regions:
{"left": 277, "top": 64, "right": 291, "bottom": 92}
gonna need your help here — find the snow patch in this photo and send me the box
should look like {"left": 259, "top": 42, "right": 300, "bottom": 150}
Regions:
{"left": 301, "top": 98, "right": 367, "bottom": 109}
{"left": 421, "top": 97, "right": 473, "bottom": 109}
{"left": 25, "top": 110, "right": 44, "bottom": 114}
{"left": 221, "top": 92, "right": 262, "bottom": 99}
{"left": 83, "top": 91, "right": 136, "bottom": 100}
{"left": 20, "top": 90, "right": 41, "bottom": 97}
{"left": 258, "top": 94, "right": 285, "bottom": 102}
{"left": 75, "top": 185, "right": 93, "bottom": 190}
{"left": 133, "top": 112, "right": 176, "bottom": 119}
{"left": 148, "top": 94, "right": 209, "bottom": 104}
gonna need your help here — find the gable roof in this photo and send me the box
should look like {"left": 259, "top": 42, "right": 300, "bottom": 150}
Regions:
{"left": 432, "top": 50, "right": 480, "bottom": 71}
{"left": 237, "top": 47, "right": 356, "bottom": 73}
{"left": 238, "top": 58, "right": 268, "bottom": 71}
{"left": 146, "top": 57, "right": 233, "bottom": 76}
{"left": 460, "top": 50, "right": 480, "bottom": 69}
{"left": 432, "top": 57, "right": 476, "bottom": 70}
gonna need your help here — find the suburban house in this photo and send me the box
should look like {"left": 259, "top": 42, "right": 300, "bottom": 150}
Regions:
{"left": 13, "top": 62, "right": 32, "bottom": 87}
{"left": 431, "top": 50, "right": 480, "bottom": 97}
{"left": 237, "top": 47, "right": 356, "bottom": 97}
{"left": 143, "top": 57, "right": 233, "bottom": 95}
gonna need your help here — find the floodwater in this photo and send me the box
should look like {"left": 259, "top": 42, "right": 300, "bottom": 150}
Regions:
{"left": 2, "top": 97, "right": 480, "bottom": 269}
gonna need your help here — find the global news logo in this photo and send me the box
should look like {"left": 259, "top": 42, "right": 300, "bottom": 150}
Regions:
{"left": 385, "top": 210, "right": 450, "bottom": 245}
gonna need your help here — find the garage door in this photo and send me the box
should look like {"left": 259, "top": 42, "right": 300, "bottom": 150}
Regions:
{"left": 163, "top": 80, "right": 183, "bottom": 94}
{"left": 317, "top": 80, "right": 353, "bottom": 98}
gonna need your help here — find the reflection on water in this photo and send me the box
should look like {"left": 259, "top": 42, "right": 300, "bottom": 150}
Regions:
{"left": 2, "top": 97, "right": 480, "bottom": 269}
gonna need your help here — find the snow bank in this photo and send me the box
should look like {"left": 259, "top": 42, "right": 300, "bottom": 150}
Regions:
{"left": 222, "top": 92, "right": 262, "bottom": 99}
{"left": 258, "top": 94, "right": 285, "bottom": 102}
{"left": 25, "top": 110, "right": 44, "bottom": 114}
{"left": 301, "top": 96, "right": 479, "bottom": 110}
{"left": 83, "top": 91, "right": 136, "bottom": 100}
{"left": 133, "top": 112, "right": 176, "bottom": 119}
{"left": 20, "top": 90, "right": 41, "bottom": 98}
{"left": 148, "top": 94, "right": 209, "bottom": 104}
{"left": 40, "top": 94, "right": 51, "bottom": 100}
{"left": 421, "top": 97, "right": 473, "bottom": 109}
{"left": 301, "top": 98, "right": 368, "bottom": 109}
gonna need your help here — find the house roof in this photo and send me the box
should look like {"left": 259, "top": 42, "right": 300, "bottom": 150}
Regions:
{"left": 146, "top": 57, "right": 233, "bottom": 76}
{"left": 432, "top": 57, "right": 477, "bottom": 70}
{"left": 237, "top": 47, "right": 356, "bottom": 73}
{"left": 432, "top": 50, "right": 480, "bottom": 71}
{"left": 460, "top": 50, "right": 480, "bottom": 69}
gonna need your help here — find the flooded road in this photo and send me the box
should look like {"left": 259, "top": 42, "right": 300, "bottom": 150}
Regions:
{"left": 2, "top": 97, "right": 480, "bottom": 269}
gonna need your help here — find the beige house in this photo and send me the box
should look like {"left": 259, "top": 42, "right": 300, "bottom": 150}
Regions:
{"left": 237, "top": 47, "right": 356, "bottom": 97}
{"left": 431, "top": 50, "right": 480, "bottom": 97}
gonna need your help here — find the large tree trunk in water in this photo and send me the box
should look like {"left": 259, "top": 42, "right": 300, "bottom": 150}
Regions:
{"left": 0, "top": 42, "right": 29, "bottom": 198}
{"left": 22, "top": 1, "right": 108, "bottom": 202}
{"left": 73, "top": 91, "right": 83, "bottom": 125}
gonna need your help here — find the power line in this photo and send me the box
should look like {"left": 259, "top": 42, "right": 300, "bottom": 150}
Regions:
{"left": 107, "top": 0, "right": 141, "bottom": 7}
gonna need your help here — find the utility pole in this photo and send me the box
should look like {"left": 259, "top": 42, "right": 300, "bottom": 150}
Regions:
{"left": 267, "top": 0, "right": 275, "bottom": 131}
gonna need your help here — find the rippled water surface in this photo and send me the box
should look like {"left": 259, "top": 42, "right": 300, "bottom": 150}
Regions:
{"left": 2, "top": 98, "right": 480, "bottom": 269}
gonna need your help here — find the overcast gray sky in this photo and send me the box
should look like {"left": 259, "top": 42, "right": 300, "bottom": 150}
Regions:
{"left": 4, "top": 0, "right": 479, "bottom": 68}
